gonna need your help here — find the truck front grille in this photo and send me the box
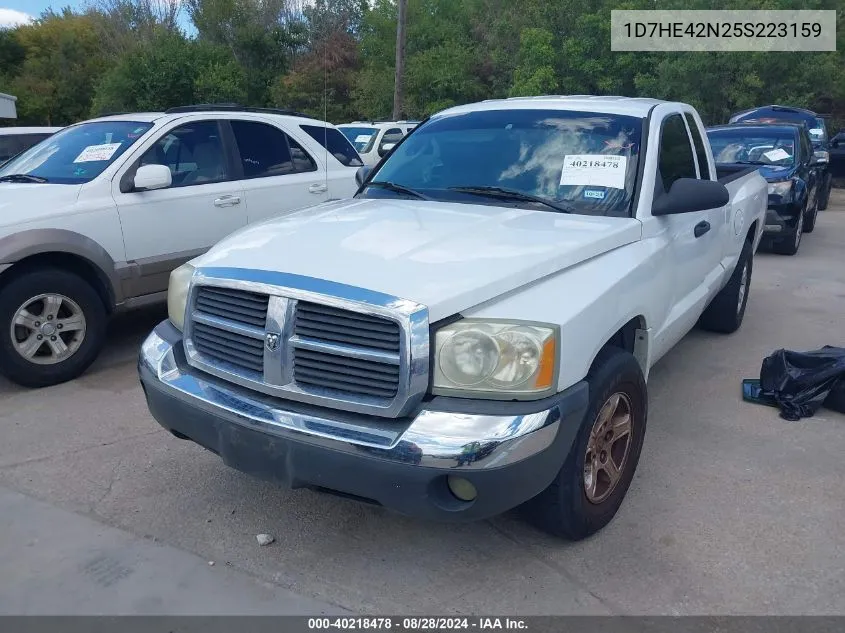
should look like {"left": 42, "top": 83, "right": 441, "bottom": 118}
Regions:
{"left": 294, "top": 302, "right": 401, "bottom": 351}
{"left": 191, "top": 320, "right": 264, "bottom": 374}
{"left": 183, "top": 279, "right": 423, "bottom": 417}
{"left": 195, "top": 287, "right": 268, "bottom": 328}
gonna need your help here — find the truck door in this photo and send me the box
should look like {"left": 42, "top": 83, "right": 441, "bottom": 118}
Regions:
{"left": 654, "top": 113, "right": 725, "bottom": 345}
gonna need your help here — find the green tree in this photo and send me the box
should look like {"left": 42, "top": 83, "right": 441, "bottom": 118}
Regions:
{"left": 3, "top": 10, "right": 107, "bottom": 125}
{"left": 509, "top": 28, "right": 558, "bottom": 97}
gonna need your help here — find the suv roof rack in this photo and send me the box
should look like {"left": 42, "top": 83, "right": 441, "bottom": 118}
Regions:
{"left": 164, "top": 104, "right": 312, "bottom": 118}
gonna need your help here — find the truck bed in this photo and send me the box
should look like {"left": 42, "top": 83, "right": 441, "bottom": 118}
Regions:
{"left": 716, "top": 164, "right": 760, "bottom": 185}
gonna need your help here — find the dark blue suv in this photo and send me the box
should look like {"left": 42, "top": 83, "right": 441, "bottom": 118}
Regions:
{"left": 708, "top": 123, "right": 826, "bottom": 256}
{"left": 728, "top": 105, "right": 832, "bottom": 210}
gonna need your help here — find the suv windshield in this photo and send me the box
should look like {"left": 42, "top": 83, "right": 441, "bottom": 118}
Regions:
{"left": 339, "top": 126, "right": 378, "bottom": 153}
{"left": 707, "top": 128, "right": 797, "bottom": 166}
{"left": 0, "top": 121, "right": 153, "bottom": 184}
{"left": 361, "top": 109, "right": 644, "bottom": 217}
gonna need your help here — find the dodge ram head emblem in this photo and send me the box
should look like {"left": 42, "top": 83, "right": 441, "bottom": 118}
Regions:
{"left": 265, "top": 332, "right": 280, "bottom": 352}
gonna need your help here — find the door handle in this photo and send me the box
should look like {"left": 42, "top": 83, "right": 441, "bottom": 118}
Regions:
{"left": 694, "top": 220, "right": 711, "bottom": 238}
{"left": 308, "top": 183, "right": 328, "bottom": 194}
{"left": 214, "top": 195, "right": 241, "bottom": 207}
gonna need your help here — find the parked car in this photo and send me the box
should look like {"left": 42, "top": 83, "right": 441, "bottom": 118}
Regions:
{"left": 0, "top": 105, "right": 361, "bottom": 387}
{"left": 0, "top": 126, "right": 62, "bottom": 166}
{"left": 139, "top": 96, "right": 767, "bottom": 540}
{"left": 707, "top": 123, "right": 825, "bottom": 256}
{"left": 337, "top": 121, "right": 419, "bottom": 165}
{"left": 728, "top": 105, "right": 833, "bottom": 210}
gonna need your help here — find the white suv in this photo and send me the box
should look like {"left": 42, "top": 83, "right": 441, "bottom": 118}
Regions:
{"left": 0, "top": 105, "right": 362, "bottom": 387}
{"left": 337, "top": 121, "right": 418, "bottom": 165}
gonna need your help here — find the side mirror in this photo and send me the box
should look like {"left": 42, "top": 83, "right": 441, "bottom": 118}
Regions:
{"left": 133, "top": 164, "right": 172, "bottom": 191}
{"left": 652, "top": 178, "right": 730, "bottom": 216}
{"left": 378, "top": 142, "right": 396, "bottom": 157}
{"left": 811, "top": 150, "right": 829, "bottom": 166}
{"left": 355, "top": 165, "right": 373, "bottom": 188}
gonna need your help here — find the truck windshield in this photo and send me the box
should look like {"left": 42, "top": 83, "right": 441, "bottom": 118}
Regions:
{"left": 361, "top": 109, "right": 644, "bottom": 217}
{"left": 707, "top": 128, "right": 796, "bottom": 166}
{"left": 0, "top": 121, "right": 153, "bottom": 184}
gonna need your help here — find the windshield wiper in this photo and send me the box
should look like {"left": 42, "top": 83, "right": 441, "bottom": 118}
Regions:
{"left": 0, "top": 174, "right": 49, "bottom": 183}
{"left": 449, "top": 186, "right": 574, "bottom": 214}
{"left": 728, "top": 160, "right": 772, "bottom": 166}
{"left": 365, "top": 181, "right": 431, "bottom": 200}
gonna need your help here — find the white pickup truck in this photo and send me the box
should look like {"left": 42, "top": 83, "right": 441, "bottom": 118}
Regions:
{"left": 139, "top": 96, "right": 767, "bottom": 539}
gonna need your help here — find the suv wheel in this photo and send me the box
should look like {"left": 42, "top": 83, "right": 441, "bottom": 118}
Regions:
{"left": 523, "top": 347, "right": 647, "bottom": 540}
{"left": 772, "top": 208, "right": 803, "bottom": 256}
{"left": 0, "top": 268, "right": 107, "bottom": 387}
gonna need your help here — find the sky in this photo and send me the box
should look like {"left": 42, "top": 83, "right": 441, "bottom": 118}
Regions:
{"left": 0, "top": 0, "right": 193, "bottom": 30}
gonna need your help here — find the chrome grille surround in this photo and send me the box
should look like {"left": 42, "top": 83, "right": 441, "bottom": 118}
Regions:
{"left": 182, "top": 267, "right": 430, "bottom": 418}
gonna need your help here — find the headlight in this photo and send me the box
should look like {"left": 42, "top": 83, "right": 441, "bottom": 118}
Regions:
{"left": 167, "top": 262, "right": 195, "bottom": 331}
{"left": 767, "top": 180, "right": 792, "bottom": 197}
{"left": 432, "top": 320, "right": 558, "bottom": 399}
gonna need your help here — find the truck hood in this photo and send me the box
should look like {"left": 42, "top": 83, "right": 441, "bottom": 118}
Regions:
{"left": 198, "top": 198, "right": 642, "bottom": 321}
{"left": 0, "top": 184, "right": 82, "bottom": 227}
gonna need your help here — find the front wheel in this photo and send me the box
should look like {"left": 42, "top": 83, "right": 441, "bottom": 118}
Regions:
{"left": 523, "top": 347, "right": 647, "bottom": 540}
{"left": 817, "top": 174, "right": 831, "bottom": 211}
{"left": 771, "top": 208, "right": 803, "bottom": 256}
{"left": 0, "top": 268, "right": 107, "bottom": 387}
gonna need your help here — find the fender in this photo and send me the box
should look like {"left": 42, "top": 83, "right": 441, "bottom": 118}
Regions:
{"left": 0, "top": 228, "right": 123, "bottom": 306}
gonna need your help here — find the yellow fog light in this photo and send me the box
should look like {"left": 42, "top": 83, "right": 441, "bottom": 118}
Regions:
{"left": 447, "top": 476, "right": 477, "bottom": 502}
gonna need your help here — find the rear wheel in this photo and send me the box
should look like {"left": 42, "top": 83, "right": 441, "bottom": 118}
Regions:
{"left": 0, "top": 268, "right": 107, "bottom": 387}
{"left": 523, "top": 347, "right": 647, "bottom": 540}
{"left": 699, "top": 237, "right": 753, "bottom": 334}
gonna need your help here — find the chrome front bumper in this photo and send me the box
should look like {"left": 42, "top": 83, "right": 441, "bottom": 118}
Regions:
{"left": 139, "top": 320, "right": 588, "bottom": 521}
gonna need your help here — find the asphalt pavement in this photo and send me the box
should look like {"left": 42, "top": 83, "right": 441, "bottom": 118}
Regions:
{"left": 1, "top": 191, "right": 844, "bottom": 615}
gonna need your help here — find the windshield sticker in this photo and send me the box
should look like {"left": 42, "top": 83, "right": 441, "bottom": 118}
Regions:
{"left": 763, "top": 148, "right": 791, "bottom": 162}
{"left": 560, "top": 154, "right": 627, "bottom": 189}
{"left": 583, "top": 189, "right": 606, "bottom": 200}
{"left": 73, "top": 143, "right": 122, "bottom": 163}
{"left": 354, "top": 134, "right": 373, "bottom": 143}
{"left": 809, "top": 128, "right": 824, "bottom": 137}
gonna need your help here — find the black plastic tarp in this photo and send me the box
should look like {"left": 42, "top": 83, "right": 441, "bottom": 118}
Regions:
{"left": 758, "top": 346, "right": 845, "bottom": 421}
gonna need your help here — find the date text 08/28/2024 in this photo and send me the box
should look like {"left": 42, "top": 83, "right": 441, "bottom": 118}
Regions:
{"left": 307, "top": 618, "right": 528, "bottom": 631}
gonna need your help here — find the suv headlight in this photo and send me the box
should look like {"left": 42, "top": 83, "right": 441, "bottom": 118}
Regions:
{"left": 767, "top": 180, "right": 793, "bottom": 197}
{"left": 167, "top": 262, "right": 195, "bottom": 331}
{"left": 432, "top": 320, "right": 559, "bottom": 399}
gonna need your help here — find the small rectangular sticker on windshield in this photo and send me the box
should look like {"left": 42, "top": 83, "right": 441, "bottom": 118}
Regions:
{"left": 763, "top": 148, "right": 791, "bottom": 162}
{"left": 74, "top": 143, "right": 122, "bottom": 163}
{"left": 355, "top": 135, "right": 373, "bottom": 143}
{"left": 583, "top": 189, "right": 606, "bottom": 200}
{"left": 560, "top": 154, "right": 627, "bottom": 189}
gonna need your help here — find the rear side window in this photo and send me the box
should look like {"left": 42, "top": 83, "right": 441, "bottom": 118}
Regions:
{"left": 231, "top": 120, "right": 296, "bottom": 178}
{"left": 683, "top": 113, "right": 711, "bottom": 180}
{"left": 658, "top": 114, "right": 697, "bottom": 193}
{"left": 300, "top": 125, "right": 363, "bottom": 167}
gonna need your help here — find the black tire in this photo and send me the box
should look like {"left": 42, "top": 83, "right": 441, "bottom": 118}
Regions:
{"left": 771, "top": 207, "right": 803, "bottom": 256}
{"left": 804, "top": 197, "right": 818, "bottom": 234}
{"left": 699, "top": 238, "right": 753, "bottom": 334}
{"left": 0, "top": 268, "right": 107, "bottom": 388}
{"left": 523, "top": 347, "right": 647, "bottom": 540}
{"left": 817, "top": 174, "right": 831, "bottom": 211}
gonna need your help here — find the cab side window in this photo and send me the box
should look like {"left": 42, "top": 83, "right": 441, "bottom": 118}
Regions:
{"left": 657, "top": 114, "right": 697, "bottom": 194}
{"left": 139, "top": 121, "right": 228, "bottom": 187}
